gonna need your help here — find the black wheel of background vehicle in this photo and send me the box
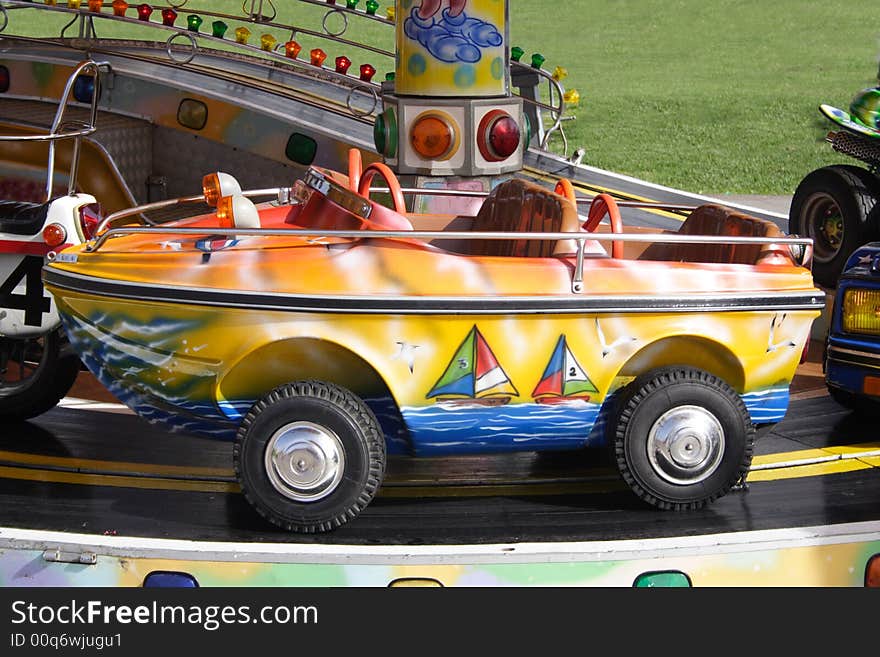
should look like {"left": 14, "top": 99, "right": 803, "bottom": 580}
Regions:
{"left": 789, "top": 165, "right": 880, "bottom": 288}
{"left": 827, "top": 385, "right": 880, "bottom": 415}
{"left": 234, "top": 380, "right": 386, "bottom": 533}
{"left": 612, "top": 367, "right": 755, "bottom": 510}
{"left": 0, "top": 329, "right": 80, "bottom": 420}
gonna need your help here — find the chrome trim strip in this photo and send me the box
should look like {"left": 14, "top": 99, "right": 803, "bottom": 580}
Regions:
{"left": 44, "top": 268, "right": 825, "bottom": 316}
{"left": 827, "top": 345, "right": 880, "bottom": 370}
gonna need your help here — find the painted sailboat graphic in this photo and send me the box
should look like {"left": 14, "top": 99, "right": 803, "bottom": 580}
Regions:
{"left": 426, "top": 326, "right": 518, "bottom": 406}
{"left": 532, "top": 335, "right": 597, "bottom": 404}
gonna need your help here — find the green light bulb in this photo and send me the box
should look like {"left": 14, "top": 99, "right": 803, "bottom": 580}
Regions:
{"left": 212, "top": 20, "right": 228, "bottom": 38}
{"left": 187, "top": 15, "right": 203, "bottom": 33}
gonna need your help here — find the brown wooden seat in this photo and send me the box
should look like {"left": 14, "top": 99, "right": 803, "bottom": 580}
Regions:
{"left": 638, "top": 204, "right": 790, "bottom": 265}
{"left": 462, "top": 178, "right": 581, "bottom": 257}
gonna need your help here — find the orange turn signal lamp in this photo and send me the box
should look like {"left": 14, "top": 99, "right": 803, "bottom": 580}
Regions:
{"left": 216, "top": 194, "right": 261, "bottom": 229}
{"left": 202, "top": 172, "right": 242, "bottom": 207}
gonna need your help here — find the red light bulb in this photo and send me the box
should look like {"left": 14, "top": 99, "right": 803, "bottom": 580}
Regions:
{"left": 335, "top": 56, "right": 352, "bottom": 74}
{"left": 359, "top": 63, "right": 376, "bottom": 82}
{"left": 161, "top": 8, "right": 177, "bottom": 26}
{"left": 310, "top": 49, "right": 327, "bottom": 67}
{"left": 136, "top": 3, "right": 152, "bottom": 21}
{"left": 284, "top": 40, "right": 302, "bottom": 59}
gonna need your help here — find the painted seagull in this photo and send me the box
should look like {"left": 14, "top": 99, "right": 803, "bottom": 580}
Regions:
{"left": 394, "top": 341, "right": 420, "bottom": 373}
{"left": 766, "top": 313, "right": 797, "bottom": 352}
{"left": 595, "top": 318, "right": 637, "bottom": 358}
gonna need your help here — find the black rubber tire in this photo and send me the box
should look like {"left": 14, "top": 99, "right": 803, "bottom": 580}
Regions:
{"left": 789, "top": 165, "right": 880, "bottom": 288}
{"left": 234, "top": 380, "right": 386, "bottom": 533}
{"left": 0, "top": 329, "right": 81, "bottom": 421}
{"left": 827, "top": 385, "right": 880, "bottom": 415}
{"left": 612, "top": 367, "right": 755, "bottom": 511}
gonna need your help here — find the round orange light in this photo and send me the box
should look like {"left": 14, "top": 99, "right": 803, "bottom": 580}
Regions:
{"left": 203, "top": 172, "right": 242, "bottom": 207}
{"left": 203, "top": 173, "right": 222, "bottom": 207}
{"left": 42, "top": 223, "right": 67, "bottom": 247}
{"left": 410, "top": 113, "right": 456, "bottom": 160}
{"left": 216, "top": 196, "right": 235, "bottom": 228}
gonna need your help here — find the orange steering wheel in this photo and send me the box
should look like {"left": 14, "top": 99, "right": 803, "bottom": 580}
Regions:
{"left": 358, "top": 162, "right": 406, "bottom": 214}
{"left": 347, "top": 148, "right": 362, "bottom": 192}
{"left": 554, "top": 178, "right": 578, "bottom": 206}
{"left": 584, "top": 193, "right": 624, "bottom": 259}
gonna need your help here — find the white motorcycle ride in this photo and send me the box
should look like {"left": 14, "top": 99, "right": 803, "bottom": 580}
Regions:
{"left": 0, "top": 60, "right": 106, "bottom": 420}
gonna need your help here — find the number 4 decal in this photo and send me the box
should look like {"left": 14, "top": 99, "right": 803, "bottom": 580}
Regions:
{"left": 0, "top": 256, "right": 51, "bottom": 327}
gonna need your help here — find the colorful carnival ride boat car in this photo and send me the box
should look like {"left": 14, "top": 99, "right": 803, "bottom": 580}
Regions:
{"left": 43, "top": 158, "right": 823, "bottom": 532}
{"left": 825, "top": 242, "right": 880, "bottom": 411}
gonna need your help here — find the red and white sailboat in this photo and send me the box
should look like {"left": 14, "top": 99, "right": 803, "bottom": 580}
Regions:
{"left": 532, "top": 335, "right": 597, "bottom": 404}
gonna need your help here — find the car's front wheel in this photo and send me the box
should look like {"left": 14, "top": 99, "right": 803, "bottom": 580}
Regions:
{"left": 612, "top": 367, "right": 755, "bottom": 510}
{"left": 0, "top": 329, "right": 81, "bottom": 421}
{"left": 234, "top": 380, "right": 386, "bottom": 533}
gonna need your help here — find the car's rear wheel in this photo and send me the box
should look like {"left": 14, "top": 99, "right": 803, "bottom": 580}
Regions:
{"left": 234, "top": 380, "right": 386, "bottom": 533}
{"left": 612, "top": 367, "right": 754, "bottom": 510}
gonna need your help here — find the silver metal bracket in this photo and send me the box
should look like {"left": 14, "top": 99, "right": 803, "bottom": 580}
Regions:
{"left": 42, "top": 549, "right": 98, "bottom": 565}
{"left": 572, "top": 238, "right": 585, "bottom": 293}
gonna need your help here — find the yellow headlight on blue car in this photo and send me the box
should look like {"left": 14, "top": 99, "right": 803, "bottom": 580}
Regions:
{"left": 842, "top": 288, "right": 880, "bottom": 335}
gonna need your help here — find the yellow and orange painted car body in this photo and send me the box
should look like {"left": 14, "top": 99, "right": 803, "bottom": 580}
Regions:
{"left": 43, "top": 181, "right": 822, "bottom": 456}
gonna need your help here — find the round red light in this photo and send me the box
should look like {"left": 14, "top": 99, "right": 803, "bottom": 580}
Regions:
{"left": 335, "top": 56, "right": 352, "bottom": 75}
{"left": 42, "top": 223, "right": 67, "bottom": 248}
{"left": 477, "top": 110, "right": 521, "bottom": 162}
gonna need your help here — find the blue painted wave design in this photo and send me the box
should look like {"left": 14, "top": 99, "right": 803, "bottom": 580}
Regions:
{"left": 741, "top": 387, "right": 790, "bottom": 424}
{"left": 60, "top": 311, "right": 236, "bottom": 439}
{"left": 401, "top": 401, "right": 606, "bottom": 455}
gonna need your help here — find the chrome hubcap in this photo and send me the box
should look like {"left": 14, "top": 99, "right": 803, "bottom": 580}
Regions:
{"left": 265, "top": 421, "right": 345, "bottom": 502}
{"left": 803, "top": 193, "right": 843, "bottom": 263}
{"left": 647, "top": 405, "right": 724, "bottom": 485}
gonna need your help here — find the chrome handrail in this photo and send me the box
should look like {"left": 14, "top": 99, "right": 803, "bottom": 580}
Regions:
{"left": 0, "top": 59, "right": 108, "bottom": 202}
{"left": 83, "top": 225, "right": 814, "bottom": 256}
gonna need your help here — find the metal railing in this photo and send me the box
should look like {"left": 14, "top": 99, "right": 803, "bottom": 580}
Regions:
{"left": 0, "top": 0, "right": 573, "bottom": 136}
{"left": 0, "top": 59, "right": 108, "bottom": 202}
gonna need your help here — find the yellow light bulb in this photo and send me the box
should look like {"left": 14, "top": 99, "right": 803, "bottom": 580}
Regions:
{"left": 234, "top": 26, "right": 251, "bottom": 45}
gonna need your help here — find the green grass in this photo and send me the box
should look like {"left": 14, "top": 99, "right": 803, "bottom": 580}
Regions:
{"left": 510, "top": 0, "right": 880, "bottom": 194}
{"left": 5, "top": 0, "right": 879, "bottom": 194}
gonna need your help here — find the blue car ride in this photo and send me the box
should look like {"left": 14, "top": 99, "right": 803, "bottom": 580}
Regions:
{"left": 825, "top": 242, "right": 880, "bottom": 411}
